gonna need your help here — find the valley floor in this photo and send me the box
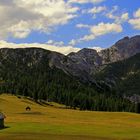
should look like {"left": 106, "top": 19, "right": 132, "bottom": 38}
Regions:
{"left": 0, "top": 94, "right": 140, "bottom": 140}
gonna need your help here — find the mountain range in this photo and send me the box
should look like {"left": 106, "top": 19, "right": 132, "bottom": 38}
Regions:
{"left": 0, "top": 35, "right": 140, "bottom": 112}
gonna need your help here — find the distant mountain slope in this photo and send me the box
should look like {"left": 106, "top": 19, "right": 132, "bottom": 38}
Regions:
{"left": 67, "top": 48, "right": 102, "bottom": 82}
{"left": 0, "top": 48, "right": 103, "bottom": 111}
{"left": 0, "top": 48, "right": 135, "bottom": 112}
{"left": 0, "top": 48, "right": 96, "bottom": 83}
{"left": 94, "top": 53, "right": 140, "bottom": 102}
{"left": 66, "top": 35, "right": 140, "bottom": 81}
{"left": 99, "top": 35, "right": 140, "bottom": 64}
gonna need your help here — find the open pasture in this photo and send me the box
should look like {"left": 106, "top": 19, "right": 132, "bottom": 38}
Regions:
{"left": 0, "top": 94, "right": 140, "bottom": 140}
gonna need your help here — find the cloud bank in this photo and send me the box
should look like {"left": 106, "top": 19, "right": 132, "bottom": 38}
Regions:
{"left": 0, "top": 40, "right": 103, "bottom": 55}
{"left": 0, "top": 40, "right": 81, "bottom": 55}
{"left": 0, "top": 0, "right": 79, "bottom": 39}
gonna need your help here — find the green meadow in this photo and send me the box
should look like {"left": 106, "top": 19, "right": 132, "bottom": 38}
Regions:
{"left": 0, "top": 94, "right": 140, "bottom": 140}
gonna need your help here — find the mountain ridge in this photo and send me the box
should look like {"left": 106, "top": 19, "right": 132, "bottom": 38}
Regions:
{"left": 1, "top": 35, "right": 140, "bottom": 84}
{"left": 0, "top": 35, "right": 140, "bottom": 111}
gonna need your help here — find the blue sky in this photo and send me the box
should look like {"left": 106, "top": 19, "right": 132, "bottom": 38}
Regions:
{"left": 0, "top": 0, "right": 140, "bottom": 54}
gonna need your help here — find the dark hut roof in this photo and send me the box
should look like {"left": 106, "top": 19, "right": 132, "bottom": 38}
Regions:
{"left": 0, "top": 113, "right": 5, "bottom": 119}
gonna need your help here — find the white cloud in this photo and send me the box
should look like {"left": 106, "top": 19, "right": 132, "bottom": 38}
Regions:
{"left": 87, "top": 6, "right": 106, "bottom": 14}
{"left": 134, "top": 8, "right": 140, "bottom": 18}
{"left": 107, "top": 12, "right": 129, "bottom": 24}
{"left": 129, "top": 18, "right": 140, "bottom": 30}
{"left": 8, "top": 21, "right": 31, "bottom": 38}
{"left": 106, "top": 6, "right": 129, "bottom": 24}
{"left": 88, "top": 46, "right": 103, "bottom": 52}
{"left": 121, "top": 13, "right": 129, "bottom": 21}
{"left": 47, "top": 40, "right": 54, "bottom": 44}
{"left": 79, "top": 34, "right": 95, "bottom": 41}
{"left": 46, "top": 40, "right": 64, "bottom": 46}
{"left": 76, "top": 24, "right": 90, "bottom": 28}
{"left": 129, "top": 8, "right": 140, "bottom": 30}
{"left": 77, "top": 22, "right": 122, "bottom": 42}
{"left": 0, "top": 40, "right": 80, "bottom": 55}
{"left": 90, "top": 22, "right": 122, "bottom": 36}
{"left": 0, "top": 0, "right": 79, "bottom": 39}
{"left": 68, "top": 0, "right": 105, "bottom": 4}
{"left": 81, "top": 6, "right": 106, "bottom": 18}
{"left": 69, "top": 39, "right": 77, "bottom": 46}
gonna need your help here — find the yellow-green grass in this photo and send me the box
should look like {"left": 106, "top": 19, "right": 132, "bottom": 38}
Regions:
{"left": 0, "top": 94, "right": 140, "bottom": 140}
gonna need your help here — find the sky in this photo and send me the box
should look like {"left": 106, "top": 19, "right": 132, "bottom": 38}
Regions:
{"left": 0, "top": 0, "right": 140, "bottom": 55}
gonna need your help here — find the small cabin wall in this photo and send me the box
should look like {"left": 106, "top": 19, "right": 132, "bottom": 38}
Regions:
{"left": 0, "top": 119, "right": 4, "bottom": 128}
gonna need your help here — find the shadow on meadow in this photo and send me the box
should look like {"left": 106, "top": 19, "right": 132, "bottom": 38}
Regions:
{"left": 0, "top": 126, "right": 10, "bottom": 130}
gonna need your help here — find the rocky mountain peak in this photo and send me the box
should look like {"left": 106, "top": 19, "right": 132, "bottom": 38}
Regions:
{"left": 99, "top": 35, "right": 140, "bottom": 64}
{"left": 115, "top": 36, "right": 130, "bottom": 45}
{"left": 77, "top": 48, "right": 97, "bottom": 55}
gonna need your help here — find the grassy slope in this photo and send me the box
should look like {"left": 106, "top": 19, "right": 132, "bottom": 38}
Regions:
{"left": 0, "top": 94, "right": 140, "bottom": 140}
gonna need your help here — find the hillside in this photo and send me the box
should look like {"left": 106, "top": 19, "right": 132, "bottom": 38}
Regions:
{"left": 0, "top": 47, "right": 136, "bottom": 112}
{"left": 94, "top": 53, "right": 140, "bottom": 103}
{"left": 0, "top": 94, "right": 140, "bottom": 140}
{"left": 0, "top": 48, "right": 100, "bottom": 110}
{"left": 0, "top": 35, "right": 140, "bottom": 112}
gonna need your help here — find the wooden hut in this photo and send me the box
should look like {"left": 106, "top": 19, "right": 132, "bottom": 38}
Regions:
{"left": 0, "top": 113, "right": 5, "bottom": 128}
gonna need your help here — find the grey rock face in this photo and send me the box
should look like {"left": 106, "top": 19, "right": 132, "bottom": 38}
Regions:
{"left": 48, "top": 48, "right": 101, "bottom": 82}
{"left": 0, "top": 48, "right": 48, "bottom": 67}
{"left": 124, "top": 94, "right": 140, "bottom": 104}
{"left": 99, "top": 35, "right": 140, "bottom": 64}
{"left": 68, "top": 48, "right": 102, "bottom": 74}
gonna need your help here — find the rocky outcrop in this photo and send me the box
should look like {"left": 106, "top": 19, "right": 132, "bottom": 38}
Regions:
{"left": 68, "top": 48, "right": 102, "bottom": 75}
{"left": 99, "top": 35, "right": 140, "bottom": 64}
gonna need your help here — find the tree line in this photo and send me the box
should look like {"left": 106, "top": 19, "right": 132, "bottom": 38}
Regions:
{"left": 0, "top": 61, "right": 137, "bottom": 113}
